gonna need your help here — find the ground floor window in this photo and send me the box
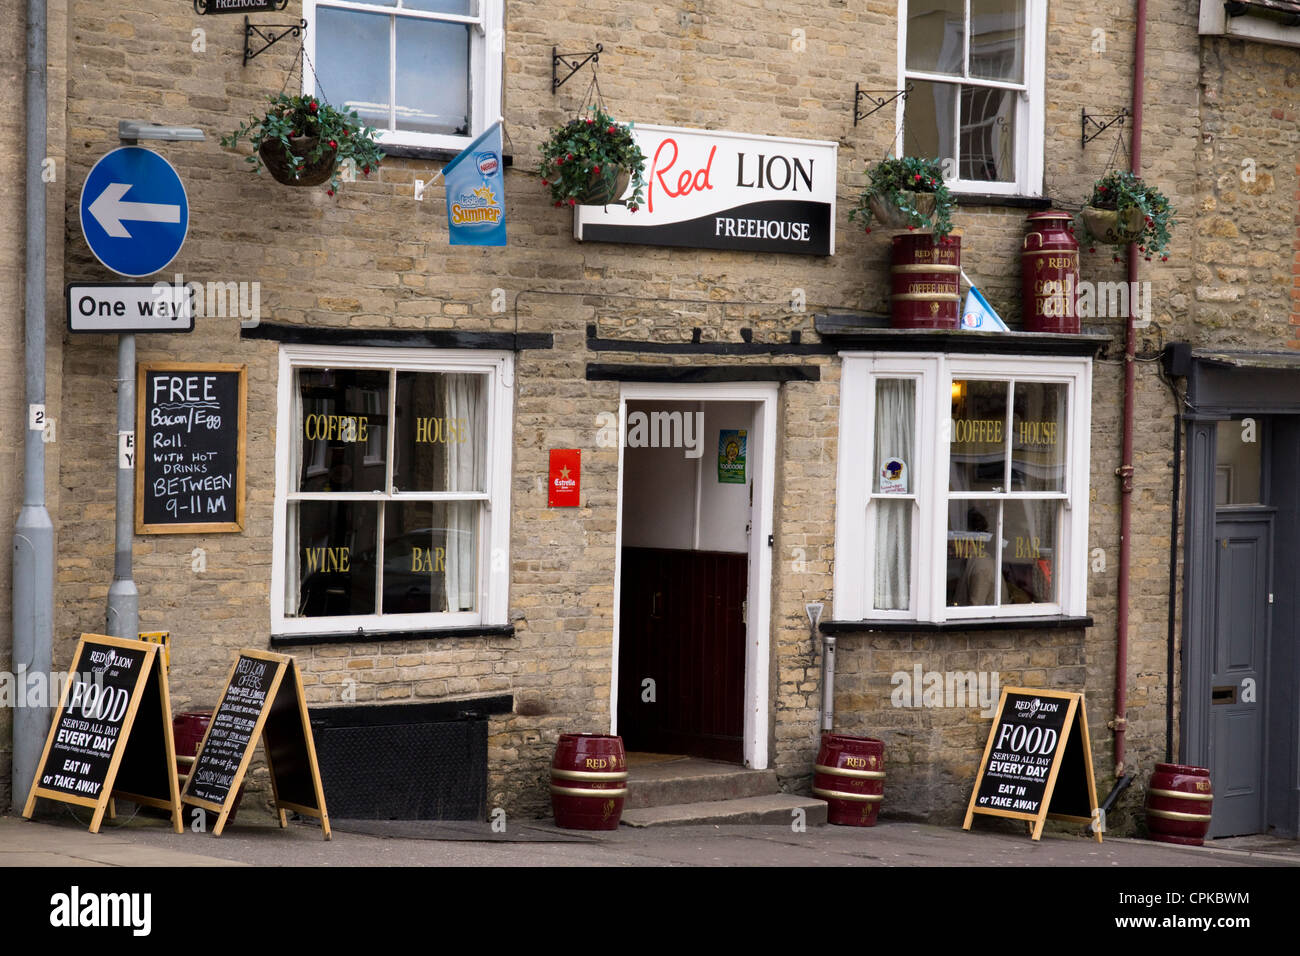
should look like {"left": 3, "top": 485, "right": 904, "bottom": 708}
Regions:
{"left": 834, "top": 353, "right": 1091, "bottom": 623}
{"left": 271, "top": 345, "right": 513, "bottom": 634}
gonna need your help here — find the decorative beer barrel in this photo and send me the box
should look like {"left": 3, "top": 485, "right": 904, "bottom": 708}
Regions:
{"left": 813, "top": 733, "right": 885, "bottom": 826}
{"left": 1145, "top": 762, "right": 1213, "bottom": 846}
{"left": 1022, "top": 210, "right": 1080, "bottom": 333}
{"left": 890, "top": 234, "right": 961, "bottom": 329}
{"left": 550, "top": 733, "right": 628, "bottom": 830}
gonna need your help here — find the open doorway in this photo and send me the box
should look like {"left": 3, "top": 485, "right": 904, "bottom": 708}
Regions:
{"left": 611, "top": 384, "right": 776, "bottom": 768}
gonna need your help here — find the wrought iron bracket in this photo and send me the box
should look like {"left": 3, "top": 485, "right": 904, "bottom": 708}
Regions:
{"left": 244, "top": 16, "right": 307, "bottom": 67}
{"left": 552, "top": 44, "right": 602, "bottom": 94}
{"left": 1081, "top": 107, "right": 1129, "bottom": 147}
{"left": 854, "top": 83, "right": 911, "bottom": 126}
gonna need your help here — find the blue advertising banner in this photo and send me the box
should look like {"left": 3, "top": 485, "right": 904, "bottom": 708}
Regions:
{"left": 442, "top": 122, "right": 507, "bottom": 246}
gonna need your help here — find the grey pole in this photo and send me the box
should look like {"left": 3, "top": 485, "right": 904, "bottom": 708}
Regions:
{"left": 12, "top": 0, "right": 55, "bottom": 810}
{"left": 106, "top": 333, "right": 138, "bottom": 639}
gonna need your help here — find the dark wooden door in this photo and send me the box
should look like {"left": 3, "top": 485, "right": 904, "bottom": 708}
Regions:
{"left": 617, "top": 547, "right": 747, "bottom": 762}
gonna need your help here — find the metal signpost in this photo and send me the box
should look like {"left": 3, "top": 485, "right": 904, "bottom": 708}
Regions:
{"left": 77, "top": 142, "right": 195, "bottom": 641}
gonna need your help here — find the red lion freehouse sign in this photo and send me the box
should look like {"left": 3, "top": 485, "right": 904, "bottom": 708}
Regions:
{"left": 574, "top": 124, "right": 838, "bottom": 256}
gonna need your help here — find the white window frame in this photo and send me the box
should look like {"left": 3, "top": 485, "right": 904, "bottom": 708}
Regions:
{"left": 896, "top": 0, "right": 1046, "bottom": 197}
{"left": 303, "top": 0, "right": 505, "bottom": 152}
{"left": 271, "top": 344, "right": 513, "bottom": 635}
{"left": 834, "top": 352, "right": 1091, "bottom": 623}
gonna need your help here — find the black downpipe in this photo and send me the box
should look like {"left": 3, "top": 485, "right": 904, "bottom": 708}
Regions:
{"left": 1166, "top": 412, "right": 1181, "bottom": 762}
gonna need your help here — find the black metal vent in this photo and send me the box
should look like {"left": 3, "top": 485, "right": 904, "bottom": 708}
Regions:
{"left": 310, "top": 698, "right": 509, "bottom": 820}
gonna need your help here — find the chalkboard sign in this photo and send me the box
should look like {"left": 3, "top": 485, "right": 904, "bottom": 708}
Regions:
{"left": 181, "top": 650, "right": 330, "bottom": 839}
{"left": 24, "top": 634, "right": 181, "bottom": 833}
{"left": 136, "top": 362, "right": 246, "bottom": 534}
{"left": 963, "top": 687, "right": 1101, "bottom": 843}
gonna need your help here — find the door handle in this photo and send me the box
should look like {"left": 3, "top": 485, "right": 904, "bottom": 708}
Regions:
{"left": 1212, "top": 685, "right": 1237, "bottom": 705}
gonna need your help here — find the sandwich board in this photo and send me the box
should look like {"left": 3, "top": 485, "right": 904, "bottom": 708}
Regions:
{"left": 180, "top": 649, "right": 330, "bottom": 839}
{"left": 24, "top": 633, "right": 182, "bottom": 834}
{"left": 963, "top": 687, "right": 1102, "bottom": 843}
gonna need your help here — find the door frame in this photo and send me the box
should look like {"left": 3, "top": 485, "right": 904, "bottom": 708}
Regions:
{"left": 610, "top": 382, "right": 779, "bottom": 769}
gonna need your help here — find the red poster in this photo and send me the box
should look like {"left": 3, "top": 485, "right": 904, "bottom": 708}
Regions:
{"left": 549, "top": 449, "right": 580, "bottom": 507}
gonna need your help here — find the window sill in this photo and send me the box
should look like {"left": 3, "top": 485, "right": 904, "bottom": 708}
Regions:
{"left": 820, "top": 615, "right": 1093, "bottom": 634}
{"left": 380, "top": 144, "right": 514, "bottom": 166}
{"left": 270, "top": 623, "right": 515, "bottom": 647}
{"left": 951, "top": 193, "right": 1054, "bottom": 209}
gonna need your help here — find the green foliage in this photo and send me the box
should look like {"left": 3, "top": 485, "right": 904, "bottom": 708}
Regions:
{"left": 539, "top": 106, "right": 647, "bottom": 210}
{"left": 849, "top": 156, "right": 957, "bottom": 240}
{"left": 221, "top": 93, "right": 385, "bottom": 195}
{"left": 1079, "top": 170, "right": 1174, "bottom": 260}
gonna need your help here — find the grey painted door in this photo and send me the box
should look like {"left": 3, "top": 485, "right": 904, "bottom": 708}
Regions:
{"left": 1208, "top": 514, "right": 1271, "bottom": 837}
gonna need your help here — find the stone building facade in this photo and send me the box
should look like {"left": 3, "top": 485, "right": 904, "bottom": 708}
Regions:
{"left": 3, "top": 0, "right": 1298, "bottom": 839}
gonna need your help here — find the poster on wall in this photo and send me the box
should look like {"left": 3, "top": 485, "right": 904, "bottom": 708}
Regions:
{"left": 717, "top": 430, "right": 747, "bottom": 484}
{"left": 575, "top": 125, "right": 837, "bottom": 256}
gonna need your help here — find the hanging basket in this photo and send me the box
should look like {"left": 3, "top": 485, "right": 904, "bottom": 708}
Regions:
{"left": 578, "top": 165, "right": 631, "bottom": 206}
{"left": 258, "top": 136, "right": 339, "bottom": 188}
{"left": 1080, "top": 205, "right": 1145, "bottom": 245}
{"left": 868, "top": 190, "right": 937, "bottom": 230}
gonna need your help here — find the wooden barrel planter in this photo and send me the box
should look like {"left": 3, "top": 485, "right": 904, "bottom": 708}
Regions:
{"left": 550, "top": 733, "right": 628, "bottom": 830}
{"left": 890, "top": 234, "right": 961, "bottom": 329}
{"left": 1145, "top": 762, "right": 1213, "bottom": 846}
{"left": 813, "top": 733, "right": 885, "bottom": 827}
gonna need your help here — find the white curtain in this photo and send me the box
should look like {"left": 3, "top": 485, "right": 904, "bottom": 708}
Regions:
{"left": 445, "top": 374, "right": 485, "bottom": 612}
{"left": 288, "top": 372, "right": 304, "bottom": 615}
{"left": 873, "top": 379, "right": 915, "bottom": 611}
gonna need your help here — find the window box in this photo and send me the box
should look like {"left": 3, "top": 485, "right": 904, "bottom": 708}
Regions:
{"left": 271, "top": 344, "right": 513, "bottom": 636}
{"left": 897, "top": 0, "right": 1046, "bottom": 197}
{"left": 303, "top": 0, "right": 504, "bottom": 153}
{"left": 834, "top": 352, "right": 1091, "bottom": 623}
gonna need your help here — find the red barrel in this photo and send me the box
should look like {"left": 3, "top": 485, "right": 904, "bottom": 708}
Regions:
{"left": 890, "top": 234, "right": 961, "bottom": 329}
{"left": 813, "top": 734, "right": 885, "bottom": 826}
{"left": 1022, "top": 210, "right": 1080, "bottom": 333}
{"left": 1145, "top": 762, "right": 1213, "bottom": 846}
{"left": 173, "top": 710, "right": 242, "bottom": 824}
{"left": 550, "top": 734, "right": 628, "bottom": 830}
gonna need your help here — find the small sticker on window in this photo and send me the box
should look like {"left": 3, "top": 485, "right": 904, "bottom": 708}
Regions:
{"left": 879, "top": 457, "right": 908, "bottom": 494}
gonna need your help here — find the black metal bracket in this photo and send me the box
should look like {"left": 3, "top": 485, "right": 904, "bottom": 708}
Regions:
{"left": 243, "top": 16, "right": 306, "bottom": 67}
{"left": 194, "top": 0, "right": 288, "bottom": 12}
{"left": 1081, "top": 107, "right": 1129, "bottom": 147}
{"left": 552, "top": 44, "right": 602, "bottom": 94}
{"left": 854, "top": 83, "right": 911, "bottom": 126}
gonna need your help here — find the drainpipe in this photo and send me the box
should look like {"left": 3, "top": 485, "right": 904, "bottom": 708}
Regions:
{"left": 1114, "top": 0, "right": 1148, "bottom": 777}
{"left": 12, "top": 0, "right": 55, "bottom": 810}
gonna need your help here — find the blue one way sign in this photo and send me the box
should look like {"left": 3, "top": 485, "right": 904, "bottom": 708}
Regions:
{"left": 79, "top": 147, "right": 189, "bottom": 277}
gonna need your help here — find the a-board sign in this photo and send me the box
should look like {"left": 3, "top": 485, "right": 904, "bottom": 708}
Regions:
{"left": 136, "top": 362, "right": 246, "bottom": 534}
{"left": 23, "top": 633, "right": 182, "bottom": 834}
{"left": 181, "top": 650, "right": 330, "bottom": 839}
{"left": 963, "top": 687, "right": 1102, "bottom": 843}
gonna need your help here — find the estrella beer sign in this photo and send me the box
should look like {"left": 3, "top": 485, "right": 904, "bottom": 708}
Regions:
{"left": 575, "top": 125, "right": 837, "bottom": 256}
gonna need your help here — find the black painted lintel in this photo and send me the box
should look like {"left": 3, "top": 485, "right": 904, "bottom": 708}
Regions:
{"left": 243, "top": 322, "right": 552, "bottom": 351}
{"left": 271, "top": 623, "right": 516, "bottom": 648}
{"left": 586, "top": 363, "right": 820, "bottom": 383}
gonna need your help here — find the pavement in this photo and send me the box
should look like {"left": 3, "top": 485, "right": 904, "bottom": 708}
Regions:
{"left": 4, "top": 805, "right": 1298, "bottom": 868}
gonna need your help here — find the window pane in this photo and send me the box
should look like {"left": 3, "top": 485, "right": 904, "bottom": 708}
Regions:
{"left": 970, "top": 0, "right": 1024, "bottom": 82}
{"left": 874, "top": 499, "right": 913, "bottom": 611}
{"left": 396, "top": 20, "right": 470, "bottom": 135}
{"left": 874, "top": 379, "right": 915, "bottom": 494}
{"left": 297, "top": 369, "right": 389, "bottom": 493}
{"left": 1012, "top": 382, "right": 1067, "bottom": 491}
{"left": 903, "top": 79, "right": 957, "bottom": 165}
{"left": 951, "top": 380, "right": 1008, "bottom": 491}
{"left": 401, "top": 0, "right": 475, "bottom": 13}
{"left": 959, "top": 85, "right": 1016, "bottom": 182}
{"left": 381, "top": 501, "right": 479, "bottom": 613}
{"left": 907, "top": 0, "right": 965, "bottom": 75}
{"left": 291, "top": 501, "right": 378, "bottom": 617}
{"left": 316, "top": 8, "right": 391, "bottom": 131}
{"left": 948, "top": 501, "right": 1002, "bottom": 607}
{"left": 1002, "top": 499, "right": 1058, "bottom": 603}
{"left": 1215, "top": 419, "right": 1263, "bottom": 505}
{"left": 392, "top": 372, "right": 486, "bottom": 492}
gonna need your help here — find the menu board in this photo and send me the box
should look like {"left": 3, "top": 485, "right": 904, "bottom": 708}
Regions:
{"left": 963, "top": 687, "right": 1101, "bottom": 842}
{"left": 136, "top": 362, "right": 246, "bottom": 534}
{"left": 181, "top": 650, "right": 331, "bottom": 839}
{"left": 184, "top": 654, "right": 276, "bottom": 807}
{"left": 24, "top": 634, "right": 181, "bottom": 834}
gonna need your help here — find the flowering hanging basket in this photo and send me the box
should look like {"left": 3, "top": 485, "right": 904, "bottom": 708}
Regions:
{"left": 850, "top": 156, "right": 956, "bottom": 240}
{"left": 1077, "top": 170, "right": 1174, "bottom": 260}
{"left": 1079, "top": 205, "right": 1145, "bottom": 245}
{"left": 579, "top": 165, "right": 632, "bottom": 207}
{"left": 540, "top": 105, "right": 647, "bottom": 211}
{"left": 868, "top": 189, "right": 937, "bottom": 230}
{"left": 258, "top": 136, "right": 338, "bottom": 188}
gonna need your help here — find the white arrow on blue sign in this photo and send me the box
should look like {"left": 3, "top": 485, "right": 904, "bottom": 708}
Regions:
{"left": 79, "top": 147, "right": 190, "bottom": 278}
